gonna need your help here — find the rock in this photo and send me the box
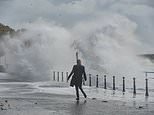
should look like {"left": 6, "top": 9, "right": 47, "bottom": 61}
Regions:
{"left": 1, "top": 107, "right": 7, "bottom": 110}
{"left": 5, "top": 100, "right": 8, "bottom": 103}
{"left": 102, "top": 100, "right": 108, "bottom": 103}
{"left": 0, "top": 103, "right": 4, "bottom": 106}
{"left": 138, "top": 106, "right": 144, "bottom": 109}
{"left": 1, "top": 107, "right": 3, "bottom": 110}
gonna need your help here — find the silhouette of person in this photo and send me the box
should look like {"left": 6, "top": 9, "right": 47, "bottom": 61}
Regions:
{"left": 67, "top": 59, "right": 87, "bottom": 101}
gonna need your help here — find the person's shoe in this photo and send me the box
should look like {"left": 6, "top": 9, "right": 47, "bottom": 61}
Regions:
{"left": 84, "top": 94, "right": 87, "bottom": 98}
{"left": 76, "top": 97, "right": 79, "bottom": 101}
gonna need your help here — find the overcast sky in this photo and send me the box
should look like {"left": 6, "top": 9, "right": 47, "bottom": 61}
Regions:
{"left": 0, "top": 0, "right": 154, "bottom": 53}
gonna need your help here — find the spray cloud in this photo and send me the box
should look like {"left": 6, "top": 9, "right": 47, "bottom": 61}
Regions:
{"left": 0, "top": 0, "right": 154, "bottom": 83}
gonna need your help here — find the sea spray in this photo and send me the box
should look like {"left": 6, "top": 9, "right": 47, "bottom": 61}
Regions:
{"left": 0, "top": 17, "right": 153, "bottom": 87}
{"left": 71, "top": 14, "right": 151, "bottom": 88}
{"left": 2, "top": 21, "right": 74, "bottom": 81}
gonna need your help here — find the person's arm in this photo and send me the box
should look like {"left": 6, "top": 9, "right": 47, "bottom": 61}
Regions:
{"left": 67, "top": 66, "right": 74, "bottom": 81}
{"left": 83, "top": 66, "right": 87, "bottom": 81}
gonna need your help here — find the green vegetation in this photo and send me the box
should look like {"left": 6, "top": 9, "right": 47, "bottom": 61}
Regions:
{"left": 0, "top": 23, "right": 15, "bottom": 37}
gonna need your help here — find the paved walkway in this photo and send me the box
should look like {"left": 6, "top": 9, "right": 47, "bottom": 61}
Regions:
{"left": 0, "top": 81, "right": 154, "bottom": 115}
{"left": 0, "top": 92, "right": 154, "bottom": 115}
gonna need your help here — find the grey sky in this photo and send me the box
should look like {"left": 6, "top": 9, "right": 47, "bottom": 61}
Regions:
{"left": 0, "top": 0, "right": 154, "bottom": 53}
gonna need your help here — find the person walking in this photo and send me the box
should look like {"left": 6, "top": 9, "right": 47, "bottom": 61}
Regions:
{"left": 67, "top": 59, "right": 87, "bottom": 101}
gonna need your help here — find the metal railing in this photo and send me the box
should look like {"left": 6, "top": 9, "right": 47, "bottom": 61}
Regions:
{"left": 51, "top": 71, "right": 154, "bottom": 97}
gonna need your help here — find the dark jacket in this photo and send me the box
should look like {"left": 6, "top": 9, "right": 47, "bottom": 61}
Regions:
{"left": 68, "top": 65, "right": 87, "bottom": 87}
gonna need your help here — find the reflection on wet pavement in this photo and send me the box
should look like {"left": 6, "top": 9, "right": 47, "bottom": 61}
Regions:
{"left": 70, "top": 100, "right": 87, "bottom": 115}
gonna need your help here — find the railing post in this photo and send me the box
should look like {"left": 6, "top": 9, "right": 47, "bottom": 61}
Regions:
{"left": 123, "top": 77, "right": 125, "bottom": 93}
{"left": 113, "top": 76, "right": 115, "bottom": 90}
{"left": 145, "top": 78, "right": 149, "bottom": 96}
{"left": 96, "top": 75, "right": 98, "bottom": 88}
{"left": 66, "top": 72, "right": 68, "bottom": 82}
{"left": 104, "top": 75, "right": 107, "bottom": 89}
{"left": 57, "top": 72, "right": 59, "bottom": 82}
{"left": 61, "top": 72, "right": 64, "bottom": 82}
{"left": 89, "top": 74, "right": 91, "bottom": 87}
{"left": 53, "top": 71, "right": 55, "bottom": 81}
{"left": 133, "top": 77, "right": 136, "bottom": 95}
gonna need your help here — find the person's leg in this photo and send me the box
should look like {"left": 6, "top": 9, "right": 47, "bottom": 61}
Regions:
{"left": 79, "top": 85, "right": 87, "bottom": 98}
{"left": 75, "top": 85, "right": 79, "bottom": 100}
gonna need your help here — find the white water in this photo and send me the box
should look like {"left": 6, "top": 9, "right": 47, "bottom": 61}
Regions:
{"left": 0, "top": 19, "right": 153, "bottom": 85}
